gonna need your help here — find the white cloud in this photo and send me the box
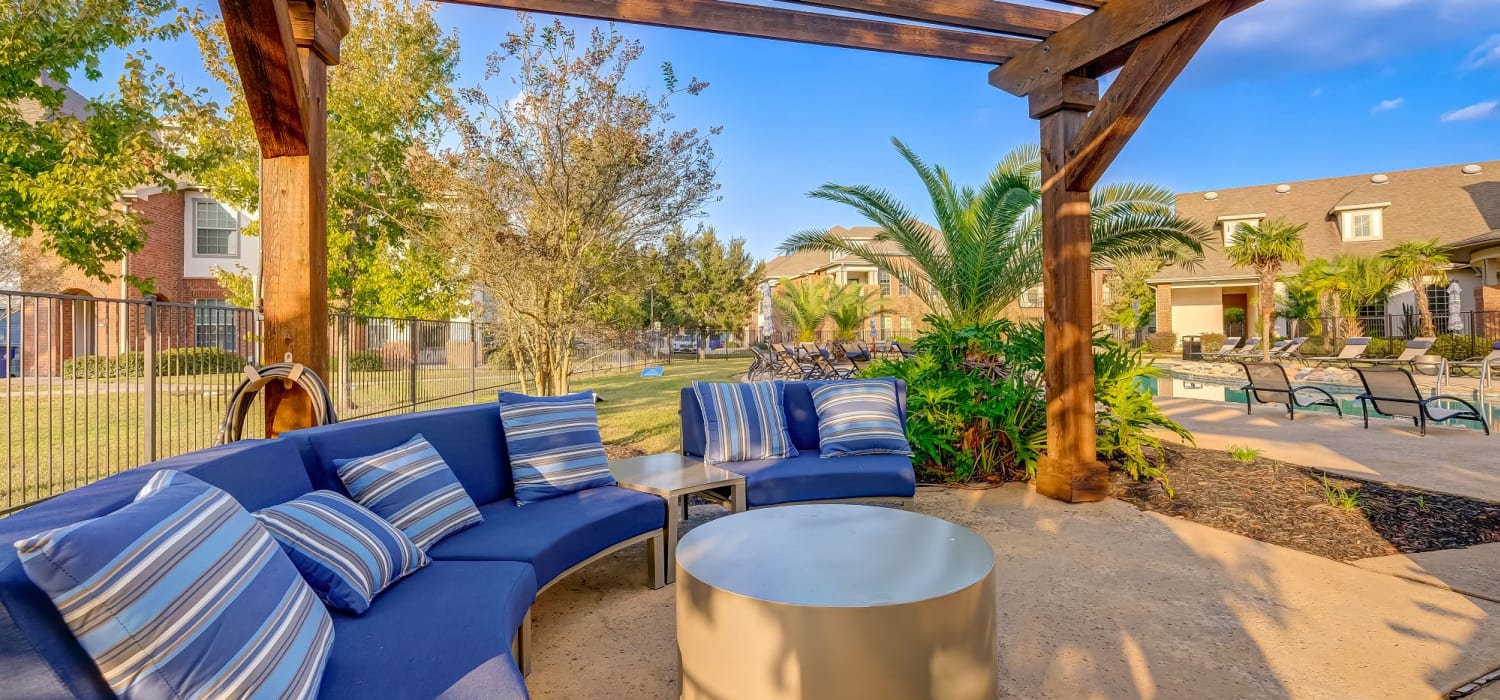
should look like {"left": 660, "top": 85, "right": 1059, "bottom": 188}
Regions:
{"left": 1441, "top": 100, "right": 1499, "bottom": 122}
{"left": 1372, "top": 97, "right": 1405, "bottom": 112}
{"left": 1467, "top": 34, "right": 1500, "bottom": 70}
{"left": 1310, "top": 87, "right": 1325, "bottom": 98}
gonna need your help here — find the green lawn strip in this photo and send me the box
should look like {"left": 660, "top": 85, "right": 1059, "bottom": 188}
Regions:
{"left": 574, "top": 361, "right": 742, "bottom": 455}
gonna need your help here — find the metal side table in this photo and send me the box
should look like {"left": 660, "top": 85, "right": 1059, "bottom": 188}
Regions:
{"left": 609, "top": 453, "right": 746, "bottom": 584}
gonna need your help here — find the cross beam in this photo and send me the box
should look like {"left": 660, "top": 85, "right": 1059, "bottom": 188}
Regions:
{"left": 779, "top": 0, "right": 1084, "bottom": 39}
{"left": 438, "top": 0, "right": 1038, "bottom": 64}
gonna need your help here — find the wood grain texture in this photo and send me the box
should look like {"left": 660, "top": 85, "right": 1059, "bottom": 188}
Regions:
{"left": 1066, "top": 2, "right": 1227, "bottom": 190}
{"left": 780, "top": 0, "right": 1082, "bottom": 39}
{"left": 1035, "top": 107, "right": 1109, "bottom": 503}
{"left": 219, "top": 0, "right": 308, "bottom": 157}
{"left": 988, "top": 0, "right": 1215, "bottom": 96}
{"left": 437, "top": 0, "right": 1035, "bottom": 64}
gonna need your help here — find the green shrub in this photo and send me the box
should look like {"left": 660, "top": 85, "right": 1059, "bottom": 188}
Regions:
{"left": 1432, "top": 335, "right": 1499, "bottom": 361}
{"left": 63, "top": 348, "right": 246, "bottom": 378}
{"left": 346, "top": 350, "right": 384, "bottom": 372}
{"left": 1145, "top": 332, "right": 1176, "bottom": 354}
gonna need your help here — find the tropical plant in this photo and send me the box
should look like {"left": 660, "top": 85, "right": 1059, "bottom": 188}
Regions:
{"left": 1277, "top": 273, "right": 1322, "bottom": 340}
{"left": 1226, "top": 218, "right": 1307, "bottom": 360}
{"left": 778, "top": 140, "right": 1211, "bottom": 325}
{"left": 1297, "top": 255, "right": 1395, "bottom": 340}
{"left": 828, "top": 285, "right": 886, "bottom": 340}
{"left": 772, "top": 277, "right": 838, "bottom": 342}
{"left": 1382, "top": 239, "right": 1450, "bottom": 337}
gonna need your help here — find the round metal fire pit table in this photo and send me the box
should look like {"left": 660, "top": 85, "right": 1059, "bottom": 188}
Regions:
{"left": 675, "top": 504, "right": 996, "bottom": 700}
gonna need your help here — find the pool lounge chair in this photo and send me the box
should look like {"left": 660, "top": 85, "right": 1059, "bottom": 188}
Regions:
{"left": 1352, "top": 366, "right": 1489, "bottom": 436}
{"left": 1238, "top": 361, "right": 1342, "bottom": 420}
{"left": 1303, "top": 337, "right": 1371, "bottom": 367}
{"left": 1197, "top": 336, "right": 1241, "bottom": 361}
{"left": 1446, "top": 341, "right": 1500, "bottom": 391}
{"left": 1358, "top": 337, "right": 1441, "bottom": 375}
{"left": 774, "top": 343, "right": 819, "bottom": 380}
{"left": 1270, "top": 337, "right": 1308, "bottom": 359}
{"left": 1210, "top": 337, "right": 1260, "bottom": 362}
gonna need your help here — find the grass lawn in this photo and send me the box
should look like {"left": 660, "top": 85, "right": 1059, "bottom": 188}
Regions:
{"left": 576, "top": 361, "right": 743, "bottom": 455}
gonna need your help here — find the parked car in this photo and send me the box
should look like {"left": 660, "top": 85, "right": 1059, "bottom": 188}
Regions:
{"left": 672, "top": 336, "right": 698, "bottom": 353}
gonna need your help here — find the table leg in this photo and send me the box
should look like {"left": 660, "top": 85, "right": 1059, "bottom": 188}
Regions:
{"left": 731, "top": 482, "right": 746, "bottom": 513}
{"left": 665, "top": 495, "right": 681, "bottom": 585}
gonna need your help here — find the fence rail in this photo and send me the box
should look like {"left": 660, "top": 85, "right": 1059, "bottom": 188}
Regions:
{"left": 0, "top": 289, "right": 672, "bottom": 515}
{"left": 1282, "top": 311, "right": 1500, "bottom": 359}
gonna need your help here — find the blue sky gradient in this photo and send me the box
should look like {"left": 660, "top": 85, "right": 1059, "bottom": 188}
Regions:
{"left": 84, "top": 0, "right": 1500, "bottom": 259}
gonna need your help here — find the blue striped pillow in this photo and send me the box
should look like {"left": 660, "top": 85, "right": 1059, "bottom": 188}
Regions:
{"left": 254, "top": 491, "right": 429, "bottom": 615}
{"left": 811, "top": 379, "right": 913, "bottom": 458}
{"left": 14, "top": 470, "right": 334, "bottom": 700}
{"left": 498, "top": 390, "right": 616, "bottom": 505}
{"left": 692, "top": 381, "right": 798, "bottom": 464}
{"left": 336, "top": 434, "right": 485, "bottom": 550}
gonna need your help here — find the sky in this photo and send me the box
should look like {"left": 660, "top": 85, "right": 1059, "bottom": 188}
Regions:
{"left": 80, "top": 0, "right": 1500, "bottom": 261}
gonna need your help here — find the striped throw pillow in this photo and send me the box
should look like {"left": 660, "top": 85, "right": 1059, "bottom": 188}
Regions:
{"left": 14, "top": 470, "right": 334, "bottom": 700}
{"left": 811, "top": 379, "right": 913, "bottom": 458}
{"left": 254, "top": 491, "right": 429, "bottom": 615}
{"left": 336, "top": 434, "right": 484, "bottom": 550}
{"left": 692, "top": 381, "right": 798, "bottom": 464}
{"left": 498, "top": 390, "right": 616, "bottom": 505}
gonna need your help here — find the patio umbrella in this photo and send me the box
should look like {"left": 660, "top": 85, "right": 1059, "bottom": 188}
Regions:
{"left": 760, "top": 282, "right": 775, "bottom": 340}
{"left": 1448, "top": 281, "right": 1464, "bottom": 333}
{"left": 869, "top": 319, "right": 878, "bottom": 340}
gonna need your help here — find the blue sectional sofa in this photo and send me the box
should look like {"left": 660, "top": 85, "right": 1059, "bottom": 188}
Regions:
{"left": 679, "top": 380, "right": 918, "bottom": 507}
{"left": 0, "top": 403, "right": 666, "bottom": 699}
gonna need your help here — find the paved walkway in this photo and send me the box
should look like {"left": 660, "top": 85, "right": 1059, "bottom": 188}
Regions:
{"left": 524, "top": 486, "right": 1500, "bottom": 699}
{"left": 1155, "top": 396, "right": 1500, "bottom": 502}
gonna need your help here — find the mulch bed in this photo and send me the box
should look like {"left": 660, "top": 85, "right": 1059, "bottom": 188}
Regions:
{"left": 1111, "top": 444, "right": 1500, "bottom": 561}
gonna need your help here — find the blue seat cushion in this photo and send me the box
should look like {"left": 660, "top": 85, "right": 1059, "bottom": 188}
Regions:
{"left": 720, "top": 452, "right": 916, "bottom": 507}
{"left": 319, "top": 561, "right": 535, "bottom": 700}
{"left": 425, "top": 487, "right": 664, "bottom": 587}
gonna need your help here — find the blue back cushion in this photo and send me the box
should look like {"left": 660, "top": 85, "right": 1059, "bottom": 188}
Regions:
{"left": 0, "top": 440, "right": 315, "bottom": 700}
{"left": 281, "top": 403, "right": 512, "bottom": 504}
{"left": 498, "top": 391, "right": 616, "bottom": 505}
{"left": 811, "top": 379, "right": 914, "bottom": 457}
{"left": 335, "top": 435, "right": 486, "bottom": 551}
{"left": 15, "top": 470, "right": 333, "bottom": 700}
{"left": 691, "top": 381, "right": 798, "bottom": 464}
{"left": 254, "top": 491, "right": 429, "bottom": 615}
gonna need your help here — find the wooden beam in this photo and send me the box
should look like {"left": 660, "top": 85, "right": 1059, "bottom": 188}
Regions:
{"left": 988, "top": 0, "right": 1216, "bottom": 96}
{"left": 219, "top": 0, "right": 309, "bottom": 157}
{"left": 1065, "top": 2, "right": 1227, "bottom": 190}
{"left": 438, "top": 0, "right": 1035, "bottom": 64}
{"left": 1048, "top": 0, "right": 1106, "bottom": 8}
{"left": 779, "top": 0, "right": 1081, "bottom": 39}
{"left": 1034, "top": 94, "right": 1109, "bottom": 503}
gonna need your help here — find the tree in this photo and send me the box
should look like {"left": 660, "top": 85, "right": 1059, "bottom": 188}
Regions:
{"left": 772, "top": 278, "right": 838, "bottom": 342}
{"left": 651, "top": 228, "right": 764, "bottom": 357}
{"left": 1101, "top": 256, "right": 1162, "bottom": 336}
{"left": 1277, "top": 272, "right": 1322, "bottom": 341}
{"left": 1301, "top": 255, "right": 1395, "bottom": 340}
{"left": 418, "top": 17, "right": 718, "bottom": 395}
{"left": 186, "top": 0, "right": 465, "bottom": 318}
{"left": 828, "top": 284, "right": 884, "bottom": 340}
{"left": 1382, "top": 239, "right": 1450, "bottom": 337}
{"left": 1225, "top": 218, "right": 1307, "bottom": 360}
{"left": 778, "top": 140, "right": 1210, "bottom": 325}
{"left": 1, "top": 0, "right": 206, "bottom": 286}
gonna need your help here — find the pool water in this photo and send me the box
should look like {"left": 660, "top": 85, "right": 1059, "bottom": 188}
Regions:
{"left": 1138, "top": 374, "right": 1494, "bottom": 431}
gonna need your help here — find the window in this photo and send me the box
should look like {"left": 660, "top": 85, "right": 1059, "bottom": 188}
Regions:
{"left": 194, "top": 200, "right": 240, "bottom": 256}
{"left": 1219, "top": 217, "right": 1262, "bottom": 248}
{"left": 1356, "top": 300, "right": 1389, "bottom": 336}
{"left": 898, "top": 278, "right": 911, "bottom": 297}
{"left": 877, "top": 270, "right": 892, "bottom": 297}
{"left": 1019, "top": 285, "right": 1044, "bottom": 308}
{"left": 1427, "top": 285, "right": 1451, "bottom": 334}
{"left": 1339, "top": 208, "right": 1384, "bottom": 242}
{"left": 900, "top": 317, "right": 912, "bottom": 335}
{"left": 194, "top": 300, "right": 240, "bottom": 352}
{"left": 881, "top": 315, "right": 892, "bottom": 338}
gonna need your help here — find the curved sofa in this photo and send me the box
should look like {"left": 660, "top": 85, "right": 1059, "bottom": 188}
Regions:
{"left": 0, "top": 402, "right": 665, "bottom": 700}
{"left": 679, "top": 380, "right": 918, "bottom": 507}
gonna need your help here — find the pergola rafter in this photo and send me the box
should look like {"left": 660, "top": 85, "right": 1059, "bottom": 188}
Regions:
{"left": 222, "top": 0, "right": 1263, "bottom": 500}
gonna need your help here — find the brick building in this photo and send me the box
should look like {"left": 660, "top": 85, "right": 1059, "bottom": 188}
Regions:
{"left": 753, "top": 226, "right": 1109, "bottom": 342}
{"left": 1152, "top": 160, "right": 1500, "bottom": 338}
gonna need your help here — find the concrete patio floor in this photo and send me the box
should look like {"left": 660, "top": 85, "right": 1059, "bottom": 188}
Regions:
{"left": 1155, "top": 396, "right": 1500, "bottom": 503}
{"left": 524, "top": 486, "right": 1500, "bottom": 699}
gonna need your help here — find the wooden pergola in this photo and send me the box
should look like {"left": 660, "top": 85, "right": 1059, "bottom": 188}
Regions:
{"left": 221, "top": 0, "right": 1261, "bottom": 503}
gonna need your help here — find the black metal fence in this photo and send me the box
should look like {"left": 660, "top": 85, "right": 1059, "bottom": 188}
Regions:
{"left": 0, "top": 289, "right": 675, "bottom": 515}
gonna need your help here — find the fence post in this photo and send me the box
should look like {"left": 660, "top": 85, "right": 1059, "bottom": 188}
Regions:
{"left": 468, "top": 321, "right": 477, "bottom": 404}
{"left": 408, "top": 318, "right": 419, "bottom": 413}
{"left": 143, "top": 295, "right": 158, "bottom": 463}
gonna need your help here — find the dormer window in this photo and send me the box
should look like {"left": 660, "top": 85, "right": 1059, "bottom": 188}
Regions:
{"left": 1334, "top": 203, "right": 1388, "bottom": 242}
{"left": 1217, "top": 215, "right": 1264, "bottom": 247}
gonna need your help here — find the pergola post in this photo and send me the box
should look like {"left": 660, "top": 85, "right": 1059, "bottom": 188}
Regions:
{"left": 1031, "top": 77, "right": 1108, "bottom": 503}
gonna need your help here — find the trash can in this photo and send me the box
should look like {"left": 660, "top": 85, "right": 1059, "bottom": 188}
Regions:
{"left": 1181, "top": 335, "right": 1202, "bottom": 361}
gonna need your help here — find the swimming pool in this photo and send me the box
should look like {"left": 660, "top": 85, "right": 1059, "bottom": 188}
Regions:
{"left": 1139, "top": 373, "right": 1494, "bottom": 431}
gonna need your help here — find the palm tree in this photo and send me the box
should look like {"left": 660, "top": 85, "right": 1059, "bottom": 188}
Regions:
{"left": 828, "top": 284, "right": 885, "bottom": 340}
{"left": 772, "top": 277, "right": 836, "bottom": 342}
{"left": 1297, "top": 259, "right": 1345, "bottom": 346}
{"left": 1306, "top": 255, "right": 1396, "bottom": 339}
{"left": 1381, "top": 239, "right": 1450, "bottom": 336}
{"left": 777, "top": 139, "right": 1211, "bottom": 326}
{"left": 1225, "top": 218, "right": 1307, "bottom": 360}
